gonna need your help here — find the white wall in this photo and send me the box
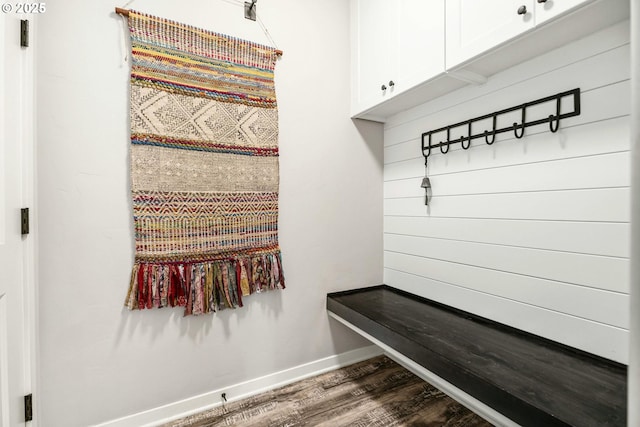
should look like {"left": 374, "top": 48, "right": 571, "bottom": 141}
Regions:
{"left": 383, "top": 21, "right": 630, "bottom": 364}
{"left": 36, "top": 1, "right": 383, "bottom": 426}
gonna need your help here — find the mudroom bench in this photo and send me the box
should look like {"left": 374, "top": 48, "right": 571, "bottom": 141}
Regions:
{"left": 326, "top": 285, "right": 627, "bottom": 427}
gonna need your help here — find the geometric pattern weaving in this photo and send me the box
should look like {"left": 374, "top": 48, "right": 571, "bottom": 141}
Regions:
{"left": 124, "top": 11, "right": 284, "bottom": 315}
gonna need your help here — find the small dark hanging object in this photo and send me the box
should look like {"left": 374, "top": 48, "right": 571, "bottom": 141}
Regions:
{"left": 244, "top": 0, "right": 257, "bottom": 21}
{"left": 421, "top": 176, "right": 431, "bottom": 206}
{"left": 421, "top": 133, "right": 433, "bottom": 206}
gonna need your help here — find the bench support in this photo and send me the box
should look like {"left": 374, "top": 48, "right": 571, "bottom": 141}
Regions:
{"left": 328, "top": 311, "right": 519, "bottom": 427}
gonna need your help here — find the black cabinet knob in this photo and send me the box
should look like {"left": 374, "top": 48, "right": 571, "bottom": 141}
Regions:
{"left": 537, "top": 0, "right": 547, "bottom": 3}
{"left": 517, "top": 5, "right": 527, "bottom": 14}
{"left": 381, "top": 84, "right": 387, "bottom": 91}
{"left": 389, "top": 80, "right": 395, "bottom": 87}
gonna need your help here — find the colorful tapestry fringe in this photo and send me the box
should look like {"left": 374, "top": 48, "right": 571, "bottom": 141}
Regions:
{"left": 124, "top": 11, "right": 284, "bottom": 315}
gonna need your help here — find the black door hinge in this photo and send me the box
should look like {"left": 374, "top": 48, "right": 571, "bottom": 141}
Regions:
{"left": 20, "top": 19, "right": 29, "bottom": 47}
{"left": 21, "top": 208, "right": 29, "bottom": 235}
{"left": 24, "top": 393, "right": 33, "bottom": 422}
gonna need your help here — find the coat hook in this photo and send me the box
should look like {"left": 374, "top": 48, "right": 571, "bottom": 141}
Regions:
{"left": 484, "top": 114, "right": 497, "bottom": 145}
{"left": 422, "top": 133, "right": 432, "bottom": 165}
{"left": 461, "top": 122, "right": 472, "bottom": 150}
{"left": 549, "top": 96, "right": 561, "bottom": 132}
{"left": 440, "top": 128, "right": 451, "bottom": 154}
{"left": 513, "top": 105, "right": 526, "bottom": 139}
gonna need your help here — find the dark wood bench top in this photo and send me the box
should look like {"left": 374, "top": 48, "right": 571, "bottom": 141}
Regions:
{"left": 327, "top": 285, "right": 627, "bottom": 427}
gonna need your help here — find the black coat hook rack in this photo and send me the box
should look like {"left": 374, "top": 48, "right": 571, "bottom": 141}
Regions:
{"left": 421, "top": 88, "right": 581, "bottom": 165}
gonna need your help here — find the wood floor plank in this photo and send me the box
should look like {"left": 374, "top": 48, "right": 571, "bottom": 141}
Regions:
{"left": 164, "top": 356, "right": 492, "bottom": 427}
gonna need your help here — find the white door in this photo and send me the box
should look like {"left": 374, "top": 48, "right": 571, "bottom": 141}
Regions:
{"left": 0, "top": 12, "right": 33, "bottom": 427}
{"left": 446, "top": 0, "right": 535, "bottom": 69}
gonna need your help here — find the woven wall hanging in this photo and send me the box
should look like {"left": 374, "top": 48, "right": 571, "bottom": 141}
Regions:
{"left": 123, "top": 11, "right": 284, "bottom": 315}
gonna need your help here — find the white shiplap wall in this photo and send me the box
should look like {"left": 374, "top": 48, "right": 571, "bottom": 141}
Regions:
{"left": 383, "top": 21, "right": 631, "bottom": 364}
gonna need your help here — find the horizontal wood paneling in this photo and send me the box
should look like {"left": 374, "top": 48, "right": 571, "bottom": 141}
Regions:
{"left": 382, "top": 21, "right": 630, "bottom": 363}
{"left": 385, "top": 151, "right": 629, "bottom": 198}
{"left": 384, "top": 251, "right": 627, "bottom": 328}
{"left": 384, "top": 188, "right": 630, "bottom": 222}
{"left": 384, "top": 80, "right": 630, "bottom": 164}
{"left": 384, "top": 234, "right": 629, "bottom": 294}
{"left": 383, "top": 268, "right": 629, "bottom": 365}
{"left": 384, "top": 216, "right": 630, "bottom": 258}
{"left": 384, "top": 116, "right": 630, "bottom": 181}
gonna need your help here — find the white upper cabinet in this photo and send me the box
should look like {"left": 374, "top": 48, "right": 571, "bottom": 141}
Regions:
{"left": 352, "top": 0, "right": 391, "bottom": 114}
{"left": 394, "top": 1, "right": 446, "bottom": 97}
{"left": 351, "top": 0, "right": 628, "bottom": 121}
{"left": 446, "top": 0, "right": 536, "bottom": 69}
{"left": 351, "top": 0, "right": 445, "bottom": 117}
{"left": 534, "top": 0, "right": 591, "bottom": 25}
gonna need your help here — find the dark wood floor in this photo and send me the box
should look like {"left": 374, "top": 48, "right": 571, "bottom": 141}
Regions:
{"left": 163, "top": 355, "right": 492, "bottom": 427}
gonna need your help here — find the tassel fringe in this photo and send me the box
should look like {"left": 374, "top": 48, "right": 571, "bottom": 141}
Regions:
{"left": 124, "top": 251, "right": 285, "bottom": 316}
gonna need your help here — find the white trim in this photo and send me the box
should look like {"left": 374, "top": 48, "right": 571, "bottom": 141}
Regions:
{"left": 628, "top": 1, "right": 639, "bottom": 425}
{"left": 22, "top": 12, "right": 38, "bottom": 427}
{"left": 92, "top": 345, "right": 382, "bottom": 427}
{"left": 327, "top": 311, "right": 520, "bottom": 427}
{"left": 446, "top": 70, "right": 488, "bottom": 85}
{"left": 0, "top": 296, "right": 10, "bottom": 426}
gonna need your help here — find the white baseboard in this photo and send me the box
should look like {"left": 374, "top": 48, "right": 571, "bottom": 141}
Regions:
{"left": 93, "top": 345, "right": 383, "bottom": 427}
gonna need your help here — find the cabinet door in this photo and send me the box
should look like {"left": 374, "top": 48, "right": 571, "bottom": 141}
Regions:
{"left": 352, "top": 0, "right": 393, "bottom": 114}
{"left": 535, "top": 0, "right": 589, "bottom": 25}
{"left": 446, "top": 0, "right": 535, "bottom": 69}
{"left": 394, "top": 0, "right": 445, "bottom": 95}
